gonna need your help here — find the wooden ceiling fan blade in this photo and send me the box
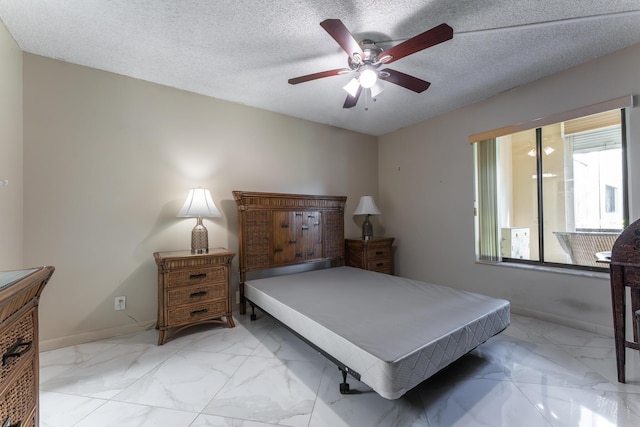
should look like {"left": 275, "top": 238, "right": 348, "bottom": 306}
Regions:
{"left": 380, "top": 69, "right": 431, "bottom": 93}
{"left": 320, "top": 19, "right": 364, "bottom": 61}
{"left": 380, "top": 23, "right": 453, "bottom": 64}
{"left": 288, "top": 68, "right": 351, "bottom": 85}
{"left": 343, "top": 85, "right": 362, "bottom": 108}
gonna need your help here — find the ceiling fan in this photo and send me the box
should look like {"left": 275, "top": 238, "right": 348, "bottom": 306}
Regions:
{"left": 288, "top": 19, "right": 454, "bottom": 109}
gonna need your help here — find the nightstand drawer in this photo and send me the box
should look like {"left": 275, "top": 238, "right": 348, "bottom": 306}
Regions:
{"left": 167, "top": 300, "right": 228, "bottom": 326}
{"left": 165, "top": 266, "right": 226, "bottom": 288}
{"left": 365, "top": 245, "right": 391, "bottom": 260}
{"left": 167, "top": 283, "right": 227, "bottom": 306}
{"left": 367, "top": 259, "right": 393, "bottom": 273}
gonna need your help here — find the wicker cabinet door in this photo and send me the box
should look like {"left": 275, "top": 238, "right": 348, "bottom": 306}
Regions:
{"left": 300, "top": 211, "right": 322, "bottom": 261}
{"left": 273, "top": 211, "right": 323, "bottom": 264}
{"left": 273, "top": 211, "right": 298, "bottom": 264}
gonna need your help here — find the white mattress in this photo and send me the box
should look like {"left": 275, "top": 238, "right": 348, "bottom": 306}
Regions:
{"left": 245, "top": 266, "right": 510, "bottom": 399}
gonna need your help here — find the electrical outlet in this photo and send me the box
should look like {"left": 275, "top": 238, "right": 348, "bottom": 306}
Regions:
{"left": 115, "top": 296, "right": 126, "bottom": 310}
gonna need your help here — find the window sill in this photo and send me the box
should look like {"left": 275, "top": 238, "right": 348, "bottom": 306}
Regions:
{"left": 475, "top": 259, "right": 610, "bottom": 280}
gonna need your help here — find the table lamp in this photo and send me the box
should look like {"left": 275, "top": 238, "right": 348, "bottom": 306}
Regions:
{"left": 178, "top": 187, "right": 221, "bottom": 253}
{"left": 353, "top": 196, "right": 381, "bottom": 240}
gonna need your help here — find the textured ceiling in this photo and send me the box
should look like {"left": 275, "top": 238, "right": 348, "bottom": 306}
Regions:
{"left": 1, "top": 1, "right": 639, "bottom": 136}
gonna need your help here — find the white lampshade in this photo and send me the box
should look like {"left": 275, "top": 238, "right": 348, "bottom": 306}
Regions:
{"left": 178, "top": 188, "right": 221, "bottom": 218}
{"left": 353, "top": 196, "right": 381, "bottom": 216}
{"left": 343, "top": 77, "right": 360, "bottom": 97}
{"left": 370, "top": 80, "right": 384, "bottom": 98}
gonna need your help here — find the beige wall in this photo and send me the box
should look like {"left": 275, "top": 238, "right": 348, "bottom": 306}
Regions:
{"left": 22, "top": 54, "right": 378, "bottom": 349}
{"left": 0, "top": 20, "right": 23, "bottom": 270}
{"left": 379, "top": 43, "right": 640, "bottom": 335}
{"left": 9, "top": 32, "right": 640, "bottom": 346}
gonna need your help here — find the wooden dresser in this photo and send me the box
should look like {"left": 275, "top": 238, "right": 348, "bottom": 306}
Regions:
{"left": 0, "top": 266, "right": 54, "bottom": 427}
{"left": 345, "top": 237, "right": 394, "bottom": 274}
{"left": 154, "top": 249, "right": 235, "bottom": 345}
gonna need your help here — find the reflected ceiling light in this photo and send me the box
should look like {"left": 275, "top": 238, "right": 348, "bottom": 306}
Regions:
{"left": 527, "top": 146, "right": 555, "bottom": 157}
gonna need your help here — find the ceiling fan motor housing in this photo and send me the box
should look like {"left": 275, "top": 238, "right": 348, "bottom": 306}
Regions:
{"left": 348, "top": 39, "right": 383, "bottom": 70}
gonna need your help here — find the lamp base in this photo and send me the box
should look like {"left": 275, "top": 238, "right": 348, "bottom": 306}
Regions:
{"left": 191, "top": 217, "right": 209, "bottom": 253}
{"left": 362, "top": 215, "right": 373, "bottom": 240}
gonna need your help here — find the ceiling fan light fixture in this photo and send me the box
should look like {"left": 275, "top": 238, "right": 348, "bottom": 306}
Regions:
{"left": 343, "top": 77, "right": 360, "bottom": 97}
{"left": 370, "top": 80, "right": 384, "bottom": 98}
{"left": 287, "top": 19, "right": 454, "bottom": 109}
{"left": 359, "top": 65, "right": 378, "bottom": 88}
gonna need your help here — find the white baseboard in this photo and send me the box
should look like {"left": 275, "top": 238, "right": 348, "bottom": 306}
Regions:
{"left": 40, "top": 319, "right": 156, "bottom": 352}
{"left": 511, "top": 305, "right": 614, "bottom": 338}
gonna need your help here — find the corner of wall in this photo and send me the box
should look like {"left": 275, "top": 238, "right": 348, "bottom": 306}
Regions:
{"left": 0, "top": 19, "right": 24, "bottom": 270}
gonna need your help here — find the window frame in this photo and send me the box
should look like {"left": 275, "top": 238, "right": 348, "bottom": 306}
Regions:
{"left": 470, "top": 96, "right": 633, "bottom": 272}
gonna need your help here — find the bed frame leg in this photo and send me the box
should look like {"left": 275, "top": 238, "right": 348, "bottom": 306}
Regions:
{"left": 339, "top": 367, "right": 350, "bottom": 394}
{"left": 250, "top": 304, "right": 257, "bottom": 321}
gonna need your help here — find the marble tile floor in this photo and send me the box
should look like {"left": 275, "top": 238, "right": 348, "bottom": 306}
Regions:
{"left": 39, "top": 312, "right": 640, "bottom": 427}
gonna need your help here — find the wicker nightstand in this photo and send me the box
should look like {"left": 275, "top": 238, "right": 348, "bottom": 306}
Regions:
{"left": 345, "top": 237, "right": 394, "bottom": 274}
{"left": 154, "top": 249, "right": 235, "bottom": 345}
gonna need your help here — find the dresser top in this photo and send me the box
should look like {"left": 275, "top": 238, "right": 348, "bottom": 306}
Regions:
{"left": 154, "top": 248, "right": 234, "bottom": 260}
{"left": 0, "top": 268, "right": 39, "bottom": 290}
{"left": 345, "top": 237, "right": 394, "bottom": 244}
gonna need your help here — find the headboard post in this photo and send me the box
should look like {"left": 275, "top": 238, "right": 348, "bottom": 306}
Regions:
{"left": 233, "top": 191, "right": 346, "bottom": 314}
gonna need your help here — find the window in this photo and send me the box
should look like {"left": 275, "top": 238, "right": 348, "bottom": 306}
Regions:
{"left": 472, "top": 98, "right": 630, "bottom": 271}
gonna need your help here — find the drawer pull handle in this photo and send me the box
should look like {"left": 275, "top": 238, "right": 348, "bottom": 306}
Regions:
{"left": 2, "top": 337, "right": 32, "bottom": 366}
{"left": 296, "top": 253, "right": 303, "bottom": 258}
{"left": 274, "top": 248, "right": 283, "bottom": 253}
{"left": 190, "top": 309, "right": 208, "bottom": 316}
{"left": 301, "top": 225, "right": 309, "bottom": 230}
{"left": 3, "top": 417, "right": 23, "bottom": 427}
{"left": 295, "top": 213, "right": 303, "bottom": 216}
{"left": 288, "top": 240, "right": 297, "bottom": 244}
{"left": 281, "top": 224, "right": 289, "bottom": 228}
{"left": 376, "top": 263, "right": 384, "bottom": 267}
{"left": 375, "top": 251, "right": 384, "bottom": 255}
{"left": 189, "top": 273, "right": 207, "bottom": 280}
{"left": 190, "top": 291, "right": 207, "bottom": 298}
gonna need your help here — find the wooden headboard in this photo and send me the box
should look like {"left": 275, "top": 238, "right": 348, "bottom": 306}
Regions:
{"left": 233, "top": 191, "right": 346, "bottom": 314}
